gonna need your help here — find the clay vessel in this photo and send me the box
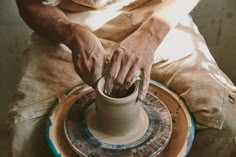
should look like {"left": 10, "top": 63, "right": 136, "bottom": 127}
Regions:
{"left": 95, "top": 77, "right": 140, "bottom": 136}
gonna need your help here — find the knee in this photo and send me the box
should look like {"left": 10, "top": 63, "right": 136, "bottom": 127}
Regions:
{"left": 181, "top": 81, "right": 235, "bottom": 131}
{"left": 189, "top": 104, "right": 236, "bottom": 157}
{"left": 188, "top": 132, "right": 236, "bottom": 157}
{"left": 188, "top": 88, "right": 236, "bottom": 157}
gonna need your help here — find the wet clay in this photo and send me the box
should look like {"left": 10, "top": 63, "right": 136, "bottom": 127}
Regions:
{"left": 89, "top": 77, "right": 149, "bottom": 144}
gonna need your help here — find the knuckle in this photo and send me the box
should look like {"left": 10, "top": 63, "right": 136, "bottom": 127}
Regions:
{"left": 121, "top": 58, "right": 129, "bottom": 65}
{"left": 126, "top": 54, "right": 135, "bottom": 64}
{"left": 95, "top": 61, "right": 103, "bottom": 69}
{"left": 114, "top": 48, "right": 123, "bottom": 57}
{"left": 136, "top": 57, "right": 142, "bottom": 64}
{"left": 125, "top": 75, "right": 132, "bottom": 83}
{"left": 108, "top": 72, "right": 116, "bottom": 80}
{"left": 117, "top": 47, "right": 125, "bottom": 53}
{"left": 115, "top": 78, "right": 124, "bottom": 86}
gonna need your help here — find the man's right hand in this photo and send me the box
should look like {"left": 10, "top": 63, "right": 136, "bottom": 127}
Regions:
{"left": 16, "top": 0, "right": 108, "bottom": 88}
{"left": 68, "top": 23, "right": 108, "bottom": 88}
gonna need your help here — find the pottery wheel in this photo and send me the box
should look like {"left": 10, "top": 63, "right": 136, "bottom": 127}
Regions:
{"left": 64, "top": 90, "right": 172, "bottom": 157}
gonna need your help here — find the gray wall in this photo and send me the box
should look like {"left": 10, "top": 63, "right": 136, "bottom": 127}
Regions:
{"left": 192, "top": 0, "right": 236, "bottom": 84}
{"left": 0, "top": 0, "right": 31, "bottom": 157}
{"left": 0, "top": 0, "right": 235, "bottom": 156}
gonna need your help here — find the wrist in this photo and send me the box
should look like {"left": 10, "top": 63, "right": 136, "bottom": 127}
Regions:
{"left": 66, "top": 23, "right": 99, "bottom": 54}
{"left": 53, "top": 18, "right": 74, "bottom": 46}
{"left": 64, "top": 22, "right": 87, "bottom": 50}
{"left": 136, "top": 17, "right": 171, "bottom": 47}
{"left": 54, "top": 19, "right": 86, "bottom": 47}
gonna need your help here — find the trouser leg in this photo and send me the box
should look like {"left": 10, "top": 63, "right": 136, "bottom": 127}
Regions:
{"left": 189, "top": 103, "right": 236, "bottom": 157}
{"left": 151, "top": 49, "right": 236, "bottom": 156}
{"left": 8, "top": 33, "right": 81, "bottom": 157}
{"left": 8, "top": 116, "right": 53, "bottom": 157}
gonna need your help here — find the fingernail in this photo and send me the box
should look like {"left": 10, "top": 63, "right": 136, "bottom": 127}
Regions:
{"left": 104, "top": 88, "right": 108, "bottom": 95}
{"left": 105, "top": 88, "right": 112, "bottom": 95}
{"left": 107, "top": 88, "right": 112, "bottom": 95}
{"left": 104, "top": 82, "right": 112, "bottom": 95}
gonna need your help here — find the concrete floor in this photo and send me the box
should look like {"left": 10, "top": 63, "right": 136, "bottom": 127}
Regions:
{"left": 0, "top": 0, "right": 235, "bottom": 157}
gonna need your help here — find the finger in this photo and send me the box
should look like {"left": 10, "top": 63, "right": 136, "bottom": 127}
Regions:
{"left": 229, "top": 92, "right": 236, "bottom": 104}
{"left": 91, "top": 63, "right": 103, "bottom": 88}
{"left": 114, "top": 61, "right": 132, "bottom": 91}
{"left": 73, "top": 53, "right": 95, "bottom": 87}
{"left": 73, "top": 54, "right": 87, "bottom": 82}
{"left": 138, "top": 66, "right": 151, "bottom": 100}
{"left": 124, "top": 64, "right": 140, "bottom": 90}
{"left": 112, "top": 68, "right": 129, "bottom": 97}
{"left": 104, "top": 53, "right": 121, "bottom": 95}
{"left": 77, "top": 63, "right": 91, "bottom": 85}
{"left": 90, "top": 54, "right": 106, "bottom": 88}
{"left": 103, "top": 55, "right": 111, "bottom": 75}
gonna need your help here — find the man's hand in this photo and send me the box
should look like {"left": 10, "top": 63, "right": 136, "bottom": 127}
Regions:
{"left": 104, "top": 27, "right": 162, "bottom": 100}
{"left": 68, "top": 24, "right": 108, "bottom": 87}
{"left": 16, "top": 0, "right": 109, "bottom": 88}
{"left": 103, "top": 0, "right": 200, "bottom": 100}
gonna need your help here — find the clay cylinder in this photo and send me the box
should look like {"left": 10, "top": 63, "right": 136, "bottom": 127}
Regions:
{"left": 95, "top": 78, "right": 140, "bottom": 136}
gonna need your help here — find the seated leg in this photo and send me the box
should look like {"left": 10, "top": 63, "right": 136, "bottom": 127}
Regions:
{"left": 151, "top": 47, "right": 236, "bottom": 156}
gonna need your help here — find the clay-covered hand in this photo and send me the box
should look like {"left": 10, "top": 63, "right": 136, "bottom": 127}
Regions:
{"left": 68, "top": 23, "right": 108, "bottom": 88}
{"left": 104, "top": 30, "right": 159, "bottom": 100}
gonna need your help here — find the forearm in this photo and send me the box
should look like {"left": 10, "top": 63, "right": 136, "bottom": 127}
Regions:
{"left": 152, "top": 0, "right": 200, "bottom": 28}
{"left": 133, "top": 0, "right": 200, "bottom": 47}
{"left": 16, "top": 0, "right": 78, "bottom": 46}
